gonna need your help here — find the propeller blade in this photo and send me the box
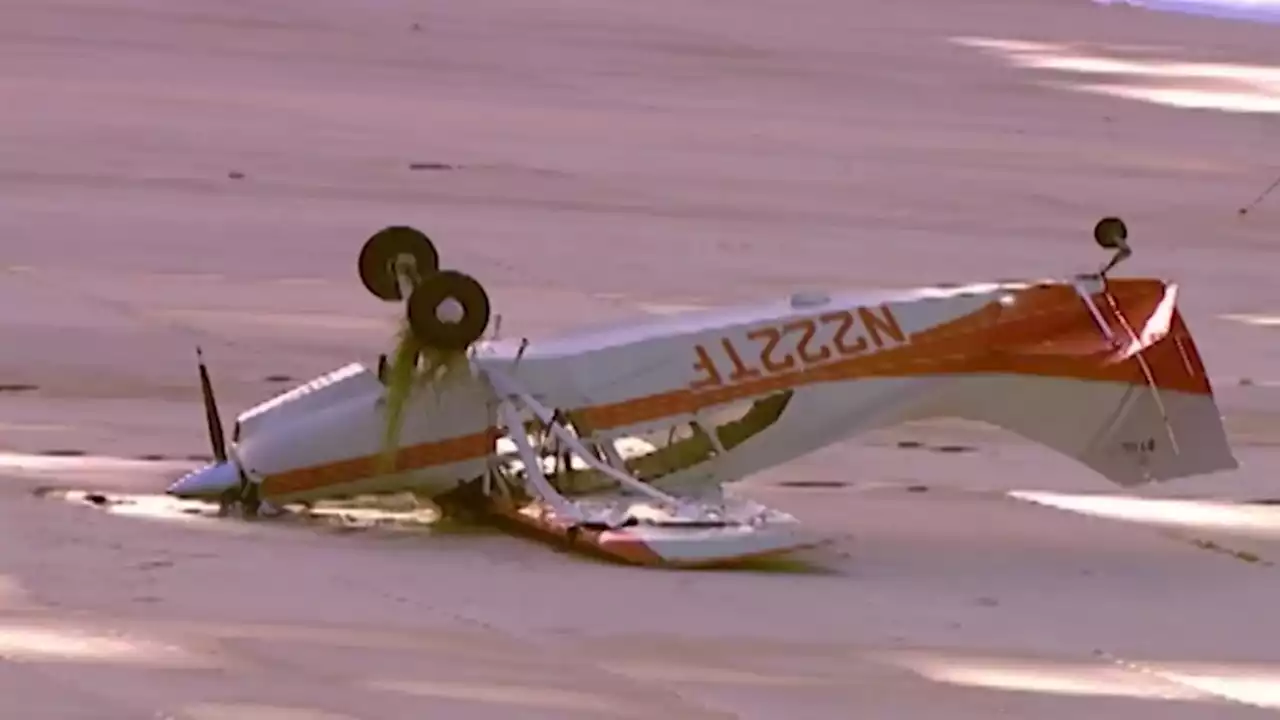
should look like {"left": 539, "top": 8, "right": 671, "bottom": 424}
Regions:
{"left": 196, "top": 346, "right": 228, "bottom": 464}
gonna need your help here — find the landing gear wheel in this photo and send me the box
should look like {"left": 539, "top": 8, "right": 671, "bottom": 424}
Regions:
{"left": 406, "top": 270, "right": 491, "bottom": 351}
{"left": 1093, "top": 217, "right": 1127, "bottom": 249}
{"left": 359, "top": 226, "right": 440, "bottom": 301}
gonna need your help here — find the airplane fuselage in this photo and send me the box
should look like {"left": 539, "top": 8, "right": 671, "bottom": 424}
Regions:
{"left": 170, "top": 275, "right": 1237, "bottom": 506}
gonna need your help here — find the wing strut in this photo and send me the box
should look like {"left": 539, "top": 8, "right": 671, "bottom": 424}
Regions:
{"left": 482, "top": 366, "right": 749, "bottom": 528}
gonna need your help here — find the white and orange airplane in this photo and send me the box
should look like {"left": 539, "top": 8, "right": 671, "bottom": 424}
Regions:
{"left": 168, "top": 218, "right": 1238, "bottom": 567}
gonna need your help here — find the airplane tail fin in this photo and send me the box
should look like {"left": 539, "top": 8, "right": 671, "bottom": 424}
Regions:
{"left": 924, "top": 279, "right": 1237, "bottom": 487}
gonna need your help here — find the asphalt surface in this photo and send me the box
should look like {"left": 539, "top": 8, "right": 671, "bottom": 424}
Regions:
{"left": 1, "top": 1, "right": 1279, "bottom": 718}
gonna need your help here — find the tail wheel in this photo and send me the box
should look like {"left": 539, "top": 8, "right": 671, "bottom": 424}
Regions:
{"left": 406, "top": 270, "right": 491, "bottom": 351}
{"left": 1093, "top": 217, "right": 1128, "bottom": 249}
{"left": 358, "top": 225, "right": 440, "bottom": 301}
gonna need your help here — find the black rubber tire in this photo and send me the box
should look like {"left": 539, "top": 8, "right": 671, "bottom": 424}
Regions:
{"left": 406, "top": 270, "right": 491, "bottom": 351}
{"left": 1093, "top": 217, "right": 1127, "bottom": 249}
{"left": 358, "top": 226, "right": 440, "bottom": 301}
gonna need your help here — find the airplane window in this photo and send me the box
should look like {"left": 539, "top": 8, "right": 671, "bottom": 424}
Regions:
{"left": 624, "top": 390, "right": 795, "bottom": 481}
{"left": 715, "top": 390, "right": 793, "bottom": 451}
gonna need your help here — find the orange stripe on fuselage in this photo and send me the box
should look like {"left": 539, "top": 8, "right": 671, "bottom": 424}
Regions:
{"left": 577, "top": 281, "right": 1209, "bottom": 428}
{"left": 259, "top": 279, "right": 1211, "bottom": 499}
{"left": 262, "top": 429, "right": 499, "bottom": 497}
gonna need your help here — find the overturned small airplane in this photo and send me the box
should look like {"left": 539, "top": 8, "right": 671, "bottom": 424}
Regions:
{"left": 168, "top": 217, "right": 1238, "bottom": 567}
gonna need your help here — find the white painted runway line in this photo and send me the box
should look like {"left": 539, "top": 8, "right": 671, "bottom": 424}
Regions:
{"left": 0, "top": 452, "right": 193, "bottom": 474}
{"left": 1221, "top": 313, "right": 1280, "bottom": 328}
{"left": 955, "top": 36, "right": 1280, "bottom": 115}
{"left": 1008, "top": 491, "right": 1280, "bottom": 540}
{"left": 635, "top": 302, "right": 713, "bottom": 316}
